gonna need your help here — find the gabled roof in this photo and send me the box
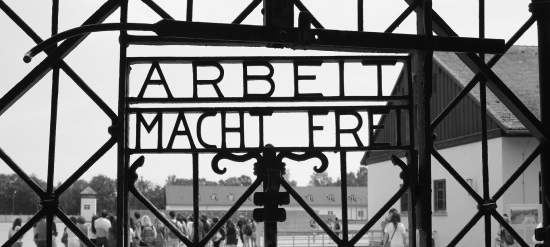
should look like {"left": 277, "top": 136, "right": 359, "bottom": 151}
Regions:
{"left": 166, "top": 185, "right": 367, "bottom": 207}
{"left": 361, "top": 46, "right": 539, "bottom": 165}
{"left": 80, "top": 186, "right": 97, "bottom": 195}
{"left": 434, "top": 46, "right": 539, "bottom": 130}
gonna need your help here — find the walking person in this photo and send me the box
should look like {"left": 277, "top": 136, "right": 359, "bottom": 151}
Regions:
{"left": 107, "top": 215, "right": 117, "bottom": 247}
{"left": 77, "top": 216, "right": 89, "bottom": 247}
{"left": 236, "top": 216, "right": 246, "bottom": 247}
{"left": 247, "top": 219, "right": 256, "bottom": 247}
{"left": 166, "top": 211, "right": 184, "bottom": 247}
{"left": 153, "top": 213, "right": 167, "bottom": 247}
{"left": 140, "top": 215, "right": 157, "bottom": 247}
{"left": 382, "top": 213, "right": 407, "bottom": 247}
{"left": 90, "top": 215, "right": 98, "bottom": 245}
{"left": 66, "top": 216, "right": 80, "bottom": 247}
{"left": 211, "top": 217, "right": 225, "bottom": 247}
{"left": 8, "top": 217, "right": 23, "bottom": 247}
{"left": 224, "top": 220, "right": 238, "bottom": 247}
{"left": 94, "top": 211, "right": 112, "bottom": 247}
{"left": 134, "top": 212, "right": 143, "bottom": 247}
{"left": 242, "top": 220, "right": 252, "bottom": 247}
{"left": 34, "top": 216, "right": 58, "bottom": 247}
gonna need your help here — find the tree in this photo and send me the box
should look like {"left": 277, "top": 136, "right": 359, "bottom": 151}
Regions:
{"left": 308, "top": 172, "right": 334, "bottom": 186}
{"left": 58, "top": 179, "right": 89, "bottom": 215}
{"left": 355, "top": 167, "right": 368, "bottom": 186}
{"left": 89, "top": 174, "right": 116, "bottom": 213}
{"left": 218, "top": 175, "right": 252, "bottom": 186}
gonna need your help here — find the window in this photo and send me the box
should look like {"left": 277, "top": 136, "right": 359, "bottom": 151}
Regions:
{"left": 327, "top": 194, "right": 335, "bottom": 202}
{"left": 434, "top": 179, "right": 446, "bottom": 212}
{"left": 348, "top": 194, "right": 357, "bottom": 202}
{"left": 400, "top": 184, "right": 409, "bottom": 213}
{"left": 358, "top": 211, "right": 364, "bottom": 217}
{"left": 228, "top": 194, "right": 234, "bottom": 201}
{"left": 211, "top": 194, "right": 218, "bottom": 201}
{"left": 84, "top": 205, "right": 90, "bottom": 210}
{"left": 305, "top": 194, "right": 314, "bottom": 202}
{"left": 328, "top": 211, "right": 334, "bottom": 215}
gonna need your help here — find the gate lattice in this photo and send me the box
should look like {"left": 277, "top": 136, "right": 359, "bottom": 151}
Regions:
{"left": 1, "top": 0, "right": 549, "bottom": 247}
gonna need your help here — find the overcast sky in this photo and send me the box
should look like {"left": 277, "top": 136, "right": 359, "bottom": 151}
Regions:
{"left": 0, "top": 0, "right": 539, "bottom": 188}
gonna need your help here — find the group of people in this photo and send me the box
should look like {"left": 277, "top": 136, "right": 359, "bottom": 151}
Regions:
{"left": 130, "top": 212, "right": 257, "bottom": 247}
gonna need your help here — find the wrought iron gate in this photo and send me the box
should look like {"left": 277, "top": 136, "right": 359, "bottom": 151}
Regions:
{"left": 1, "top": 0, "right": 549, "bottom": 247}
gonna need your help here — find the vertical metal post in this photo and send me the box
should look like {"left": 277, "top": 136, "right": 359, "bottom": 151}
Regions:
{"left": 118, "top": 0, "right": 129, "bottom": 246}
{"left": 262, "top": 146, "right": 281, "bottom": 247}
{"left": 415, "top": 0, "right": 433, "bottom": 246}
{"left": 340, "top": 152, "right": 349, "bottom": 242}
{"left": 530, "top": 0, "right": 550, "bottom": 245}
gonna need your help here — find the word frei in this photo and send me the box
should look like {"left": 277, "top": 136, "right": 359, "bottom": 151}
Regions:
{"left": 127, "top": 57, "right": 411, "bottom": 152}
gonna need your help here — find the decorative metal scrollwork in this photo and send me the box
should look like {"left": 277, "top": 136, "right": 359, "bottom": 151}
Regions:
{"left": 211, "top": 152, "right": 262, "bottom": 174}
{"left": 277, "top": 151, "right": 329, "bottom": 173}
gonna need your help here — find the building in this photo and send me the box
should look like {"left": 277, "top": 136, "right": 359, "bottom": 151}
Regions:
{"left": 362, "top": 46, "right": 541, "bottom": 246}
{"left": 165, "top": 185, "right": 367, "bottom": 221}
{"left": 80, "top": 187, "right": 97, "bottom": 221}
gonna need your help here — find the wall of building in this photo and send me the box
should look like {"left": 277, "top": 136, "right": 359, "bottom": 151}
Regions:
{"left": 165, "top": 205, "right": 366, "bottom": 221}
{"left": 368, "top": 138, "right": 506, "bottom": 247}
{"left": 80, "top": 197, "right": 97, "bottom": 221}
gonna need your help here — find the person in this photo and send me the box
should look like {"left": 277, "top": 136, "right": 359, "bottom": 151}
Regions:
{"left": 107, "top": 215, "right": 117, "bottom": 247}
{"left": 247, "top": 219, "right": 256, "bottom": 247}
{"left": 225, "top": 220, "right": 238, "bottom": 247}
{"left": 90, "top": 215, "right": 98, "bottom": 244}
{"left": 166, "top": 211, "right": 184, "bottom": 247}
{"left": 94, "top": 211, "right": 112, "bottom": 247}
{"left": 140, "top": 215, "right": 157, "bottom": 247}
{"left": 495, "top": 214, "right": 515, "bottom": 247}
{"left": 129, "top": 218, "right": 137, "bottom": 247}
{"left": 211, "top": 217, "right": 225, "bottom": 247}
{"left": 334, "top": 218, "right": 341, "bottom": 238}
{"left": 236, "top": 216, "right": 246, "bottom": 247}
{"left": 65, "top": 216, "right": 80, "bottom": 247}
{"left": 77, "top": 216, "right": 89, "bottom": 247}
{"left": 382, "top": 213, "right": 407, "bottom": 247}
{"left": 326, "top": 218, "right": 333, "bottom": 244}
{"left": 381, "top": 208, "right": 399, "bottom": 233}
{"left": 200, "top": 215, "right": 212, "bottom": 247}
{"left": 310, "top": 219, "right": 318, "bottom": 243}
{"left": 381, "top": 208, "right": 398, "bottom": 246}
{"left": 186, "top": 216, "right": 194, "bottom": 241}
{"left": 242, "top": 219, "right": 252, "bottom": 247}
{"left": 134, "top": 212, "right": 142, "bottom": 247}
{"left": 34, "top": 216, "right": 58, "bottom": 247}
{"left": 8, "top": 217, "right": 23, "bottom": 247}
{"left": 153, "top": 213, "right": 166, "bottom": 247}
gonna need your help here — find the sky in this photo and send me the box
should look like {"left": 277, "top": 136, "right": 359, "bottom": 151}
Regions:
{"left": 0, "top": 0, "right": 540, "bottom": 188}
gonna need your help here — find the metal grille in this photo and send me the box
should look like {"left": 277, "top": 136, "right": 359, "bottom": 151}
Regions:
{"left": 1, "top": 0, "right": 548, "bottom": 247}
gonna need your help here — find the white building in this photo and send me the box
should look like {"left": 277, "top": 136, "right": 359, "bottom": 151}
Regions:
{"left": 362, "top": 46, "right": 541, "bottom": 246}
{"left": 80, "top": 187, "right": 97, "bottom": 221}
{"left": 165, "top": 185, "right": 367, "bottom": 221}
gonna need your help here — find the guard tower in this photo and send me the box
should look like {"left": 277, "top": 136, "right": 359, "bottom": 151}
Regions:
{"left": 80, "top": 187, "right": 97, "bottom": 221}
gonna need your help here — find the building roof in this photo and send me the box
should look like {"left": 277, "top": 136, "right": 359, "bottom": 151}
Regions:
{"left": 361, "top": 46, "right": 539, "bottom": 165}
{"left": 166, "top": 185, "right": 367, "bottom": 207}
{"left": 80, "top": 186, "right": 97, "bottom": 195}
{"left": 434, "top": 46, "right": 539, "bottom": 130}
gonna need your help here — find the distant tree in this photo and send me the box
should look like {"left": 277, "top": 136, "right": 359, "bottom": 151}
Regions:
{"left": 288, "top": 180, "right": 298, "bottom": 186}
{"left": 355, "top": 167, "right": 368, "bottom": 186}
{"left": 89, "top": 174, "right": 117, "bottom": 213}
{"left": 308, "top": 172, "right": 334, "bottom": 186}
{"left": 218, "top": 175, "right": 252, "bottom": 186}
{"left": 165, "top": 175, "right": 193, "bottom": 186}
{"left": 58, "top": 179, "right": 89, "bottom": 215}
{"left": 237, "top": 175, "right": 252, "bottom": 186}
{"left": 0, "top": 173, "right": 45, "bottom": 214}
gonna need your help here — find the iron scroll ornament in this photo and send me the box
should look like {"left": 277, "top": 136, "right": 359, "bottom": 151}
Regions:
{"left": 211, "top": 145, "right": 329, "bottom": 175}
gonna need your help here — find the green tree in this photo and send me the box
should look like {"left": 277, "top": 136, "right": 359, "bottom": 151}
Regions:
{"left": 355, "top": 167, "right": 368, "bottom": 186}
{"left": 58, "top": 179, "right": 89, "bottom": 215}
{"left": 89, "top": 174, "right": 116, "bottom": 213}
{"left": 308, "top": 172, "right": 334, "bottom": 186}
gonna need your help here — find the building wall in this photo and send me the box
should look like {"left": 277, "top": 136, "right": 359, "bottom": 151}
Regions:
{"left": 501, "top": 137, "right": 540, "bottom": 206}
{"left": 165, "top": 205, "right": 366, "bottom": 221}
{"left": 80, "top": 197, "right": 97, "bottom": 221}
{"left": 368, "top": 138, "right": 506, "bottom": 247}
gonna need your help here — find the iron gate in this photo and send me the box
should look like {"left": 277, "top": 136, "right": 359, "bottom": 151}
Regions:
{"left": 1, "top": 0, "right": 549, "bottom": 247}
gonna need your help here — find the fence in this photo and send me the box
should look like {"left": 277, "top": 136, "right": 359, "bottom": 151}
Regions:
{"left": 259, "top": 230, "right": 382, "bottom": 247}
